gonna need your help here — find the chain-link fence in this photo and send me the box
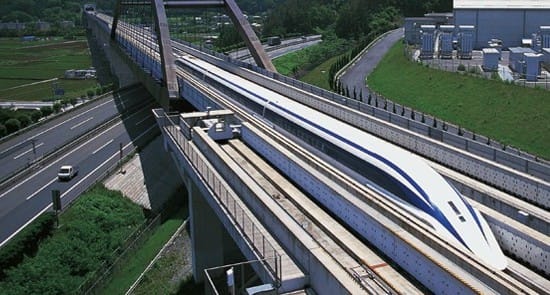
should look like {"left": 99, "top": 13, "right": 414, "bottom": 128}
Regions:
{"left": 76, "top": 214, "right": 162, "bottom": 294}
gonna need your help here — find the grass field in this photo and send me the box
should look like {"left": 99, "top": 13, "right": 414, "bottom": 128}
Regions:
{"left": 0, "top": 37, "right": 97, "bottom": 101}
{"left": 274, "top": 49, "right": 349, "bottom": 90}
{"left": 100, "top": 208, "right": 187, "bottom": 295}
{"left": 368, "top": 42, "right": 550, "bottom": 159}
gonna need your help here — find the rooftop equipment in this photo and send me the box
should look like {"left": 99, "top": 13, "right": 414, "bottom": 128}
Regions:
{"left": 508, "top": 47, "right": 535, "bottom": 73}
{"left": 457, "top": 25, "right": 474, "bottom": 59}
{"left": 482, "top": 48, "right": 500, "bottom": 71}
{"left": 439, "top": 25, "right": 455, "bottom": 59}
{"left": 420, "top": 25, "right": 436, "bottom": 59}
{"left": 524, "top": 53, "right": 543, "bottom": 82}
{"left": 541, "top": 26, "right": 550, "bottom": 49}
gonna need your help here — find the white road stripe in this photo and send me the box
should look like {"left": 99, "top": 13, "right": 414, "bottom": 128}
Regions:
{"left": 0, "top": 123, "right": 157, "bottom": 248}
{"left": 135, "top": 116, "right": 149, "bottom": 126}
{"left": 13, "top": 142, "right": 44, "bottom": 160}
{"left": 26, "top": 178, "right": 57, "bottom": 200}
{"left": 92, "top": 139, "right": 114, "bottom": 155}
{"left": 70, "top": 116, "right": 94, "bottom": 130}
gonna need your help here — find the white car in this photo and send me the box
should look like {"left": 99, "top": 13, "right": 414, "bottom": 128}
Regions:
{"left": 58, "top": 165, "right": 78, "bottom": 181}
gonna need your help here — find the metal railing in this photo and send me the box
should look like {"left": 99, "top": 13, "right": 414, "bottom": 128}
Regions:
{"left": 156, "top": 111, "right": 282, "bottom": 288}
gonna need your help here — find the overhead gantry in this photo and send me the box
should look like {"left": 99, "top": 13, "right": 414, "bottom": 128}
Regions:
{"left": 110, "top": 0, "right": 276, "bottom": 110}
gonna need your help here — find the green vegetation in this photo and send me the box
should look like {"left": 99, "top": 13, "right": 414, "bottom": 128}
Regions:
{"left": 368, "top": 42, "right": 550, "bottom": 159}
{"left": 273, "top": 35, "right": 348, "bottom": 77}
{"left": 100, "top": 208, "right": 187, "bottom": 294}
{"left": 0, "top": 213, "right": 56, "bottom": 279}
{"left": 0, "top": 185, "right": 146, "bottom": 294}
{"left": 0, "top": 38, "right": 96, "bottom": 102}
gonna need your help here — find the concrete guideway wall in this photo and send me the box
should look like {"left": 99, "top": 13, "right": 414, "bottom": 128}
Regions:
{"left": 188, "top": 127, "right": 364, "bottom": 294}
{"left": 475, "top": 202, "right": 549, "bottom": 277}
{"left": 240, "top": 123, "right": 485, "bottom": 294}
{"left": 188, "top": 50, "right": 548, "bottom": 207}
{"left": 175, "top": 42, "right": 550, "bottom": 199}
{"left": 156, "top": 117, "right": 283, "bottom": 288}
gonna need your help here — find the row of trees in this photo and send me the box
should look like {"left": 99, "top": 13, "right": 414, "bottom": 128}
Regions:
{"left": 263, "top": 0, "right": 451, "bottom": 39}
{"left": 0, "top": 84, "right": 113, "bottom": 138}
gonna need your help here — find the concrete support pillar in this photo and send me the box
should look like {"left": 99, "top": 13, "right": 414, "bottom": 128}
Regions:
{"left": 105, "top": 41, "right": 138, "bottom": 88}
{"left": 188, "top": 176, "right": 224, "bottom": 282}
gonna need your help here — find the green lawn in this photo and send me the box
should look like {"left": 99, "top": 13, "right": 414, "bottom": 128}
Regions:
{"left": 300, "top": 54, "right": 345, "bottom": 90}
{"left": 99, "top": 208, "right": 187, "bottom": 295}
{"left": 0, "top": 37, "right": 97, "bottom": 101}
{"left": 368, "top": 42, "right": 550, "bottom": 159}
{"left": 273, "top": 48, "right": 349, "bottom": 90}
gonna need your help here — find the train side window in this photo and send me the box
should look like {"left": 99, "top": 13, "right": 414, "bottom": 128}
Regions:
{"left": 448, "top": 201, "right": 461, "bottom": 215}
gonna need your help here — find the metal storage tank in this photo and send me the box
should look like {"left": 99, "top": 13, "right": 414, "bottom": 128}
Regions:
{"left": 453, "top": 0, "right": 550, "bottom": 49}
{"left": 458, "top": 25, "right": 474, "bottom": 59}
{"left": 439, "top": 25, "right": 455, "bottom": 58}
{"left": 420, "top": 25, "right": 436, "bottom": 59}
{"left": 524, "top": 53, "right": 542, "bottom": 81}
{"left": 541, "top": 26, "right": 550, "bottom": 48}
{"left": 482, "top": 48, "right": 500, "bottom": 71}
{"left": 508, "top": 47, "right": 535, "bottom": 72}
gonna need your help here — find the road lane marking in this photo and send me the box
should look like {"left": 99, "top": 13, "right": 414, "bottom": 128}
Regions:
{"left": 135, "top": 116, "right": 150, "bottom": 126}
{"left": 13, "top": 142, "right": 44, "bottom": 159}
{"left": 6, "top": 87, "right": 142, "bottom": 151}
{"left": 61, "top": 124, "right": 157, "bottom": 198}
{"left": 26, "top": 178, "right": 57, "bottom": 200}
{"left": 0, "top": 114, "right": 155, "bottom": 249}
{"left": 0, "top": 109, "right": 153, "bottom": 200}
{"left": 70, "top": 116, "right": 94, "bottom": 130}
{"left": 92, "top": 139, "right": 114, "bottom": 154}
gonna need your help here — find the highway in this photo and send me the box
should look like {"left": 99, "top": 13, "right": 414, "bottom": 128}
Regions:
{"left": 0, "top": 88, "right": 159, "bottom": 247}
{"left": 0, "top": 87, "right": 152, "bottom": 183}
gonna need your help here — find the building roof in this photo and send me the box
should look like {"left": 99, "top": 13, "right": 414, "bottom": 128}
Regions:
{"left": 454, "top": 0, "right": 550, "bottom": 9}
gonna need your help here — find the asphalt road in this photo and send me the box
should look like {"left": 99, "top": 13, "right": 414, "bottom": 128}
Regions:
{"left": 339, "top": 28, "right": 404, "bottom": 99}
{"left": 0, "top": 87, "right": 151, "bottom": 182}
{"left": 0, "top": 88, "right": 159, "bottom": 247}
{"left": 229, "top": 36, "right": 322, "bottom": 64}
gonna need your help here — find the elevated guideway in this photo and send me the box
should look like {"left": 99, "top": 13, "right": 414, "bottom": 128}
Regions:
{"left": 84, "top": 8, "right": 548, "bottom": 294}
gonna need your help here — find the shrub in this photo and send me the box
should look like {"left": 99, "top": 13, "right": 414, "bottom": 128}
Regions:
{"left": 457, "top": 64, "right": 465, "bottom": 71}
{"left": 17, "top": 114, "right": 31, "bottom": 128}
{"left": 0, "top": 186, "right": 144, "bottom": 294}
{"left": 30, "top": 110, "right": 42, "bottom": 122}
{"left": 0, "top": 213, "right": 55, "bottom": 279}
{"left": 0, "top": 124, "right": 6, "bottom": 137}
{"left": 53, "top": 102, "right": 62, "bottom": 113}
{"left": 87, "top": 89, "right": 95, "bottom": 98}
{"left": 4, "top": 118, "right": 21, "bottom": 133}
{"left": 40, "top": 106, "right": 53, "bottom": 117}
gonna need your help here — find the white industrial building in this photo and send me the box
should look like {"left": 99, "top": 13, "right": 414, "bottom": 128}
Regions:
{"left": 454, "top": 0, "right": 550, "bottom": 49}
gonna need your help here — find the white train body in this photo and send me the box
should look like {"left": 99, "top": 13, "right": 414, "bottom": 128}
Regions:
{"left": 178, "top": 55, "right": 508, "bottom": 271}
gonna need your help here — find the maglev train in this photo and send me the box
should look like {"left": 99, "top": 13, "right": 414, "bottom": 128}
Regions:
{"left": 177, "top": 55, "right": 508, "bottom": 271}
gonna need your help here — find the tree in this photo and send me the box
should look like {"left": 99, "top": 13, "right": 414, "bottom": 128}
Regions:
{"left": 5, "top": 118, "right": 21, "bottom": 134}
{"left": 0, "top": 124, "right": 6, "bottom": 137}
{"left": 30, "top": 110, "right": 42, "bottom": 122}
{"left": 40, "top": 106, "right": 53, "bottom": 117}
{"left": 17, "top": 114, "right": 31, "bottom": 128}
{"left": 52, "top": 102, "right": 62, "bottom": 113}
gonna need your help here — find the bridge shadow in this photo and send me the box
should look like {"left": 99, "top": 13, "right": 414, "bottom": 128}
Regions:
{"left": 108, "top": 86, "right": 187, "bottom": 217}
